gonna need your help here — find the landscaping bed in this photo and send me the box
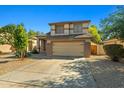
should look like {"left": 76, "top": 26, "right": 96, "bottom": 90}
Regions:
{"left": 87, "top": 56, "right": 124, "bottom": 88}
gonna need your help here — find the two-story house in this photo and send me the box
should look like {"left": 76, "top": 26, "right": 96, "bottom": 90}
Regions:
{"left": 37, "top": 20, "right": 92, "bottom": 57}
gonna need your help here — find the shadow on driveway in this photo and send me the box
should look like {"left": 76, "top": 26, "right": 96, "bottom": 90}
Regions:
{"left": 24, "top": 61, "right": 96, "bottom": 88}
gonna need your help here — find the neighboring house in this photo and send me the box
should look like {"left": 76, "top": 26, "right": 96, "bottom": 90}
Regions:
{"left": 0, "top": 37, "right": 38, "bottom": 54}
{"left": 27, "top": 37, "right": 38, "bottom": 52}
{"left": 37, "top": 20, "right": 92, "bottom": 57}
{"left": 90, "top": 39, "right": 124, "bottom": 56}
{"left": 103, "top": 39, "right": 124, "bottom": 47}
{"left": 0, "top": 44, "right": 12, "bottom": 53}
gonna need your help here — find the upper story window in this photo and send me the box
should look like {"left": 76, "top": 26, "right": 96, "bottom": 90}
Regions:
{"left": 55, "top": 25, "right": 64, "bottom": 34}
{"left": 73, "top": 24, "right": 82, "bottom": 33}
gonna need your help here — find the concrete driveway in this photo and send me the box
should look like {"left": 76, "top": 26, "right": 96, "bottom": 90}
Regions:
{"left": 0, "top": 57, "right": 96, "bottom": 88}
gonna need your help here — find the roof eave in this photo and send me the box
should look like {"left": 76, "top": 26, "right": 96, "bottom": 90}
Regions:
{"left": 49, "top": 20, "right": 91, "bottom": 25}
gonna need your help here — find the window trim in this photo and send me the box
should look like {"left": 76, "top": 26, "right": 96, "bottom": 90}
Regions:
{"left": 73, "top": 23, "right": 83, "bottom": 33}
{"left": 55, "top": 24, "right": 64, "bottom": 34}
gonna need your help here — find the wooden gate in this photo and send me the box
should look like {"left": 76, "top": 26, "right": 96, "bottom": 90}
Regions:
{"left": 91, "top": 45, "right": 97, "bottom": 55}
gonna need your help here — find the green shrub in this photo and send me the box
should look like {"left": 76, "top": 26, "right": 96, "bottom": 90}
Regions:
{"left": 121, "top": 48, "right": 124, "bottom": 58}
{"left": 15, "top": 51, "right": 32, "bottom": 58}
{"left": 15, "top": 51, "right": 21, "bottom": 58}
{"left": 103, "top": 44, "right": 123, "bottom": 62}
{"left": 25, "top": 52, "right": 32, "bottom": 57}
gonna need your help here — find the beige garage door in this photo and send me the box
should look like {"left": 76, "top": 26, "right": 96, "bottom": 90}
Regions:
{"left": 53, "top": 41, "right": 84, "bottom": 56}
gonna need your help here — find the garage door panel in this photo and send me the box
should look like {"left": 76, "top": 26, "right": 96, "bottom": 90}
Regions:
{"left": 53, "top": 51, "right": 84, "bottom": 54}
{"left": 53, "top": 50, "right": 83, "bottom": 54}
{"left": 53, "top": 48, "right": 83, "bottom": 51}
{"left": 53, "top": 53, "right": 83, "bottom": 56}
{"left": 53, "top": 44, "right": 83, "bottom": 48}
{"left": 53, "top": 42, "right": 84, "bottom": 56}
{"left": 53, "top": 51, "right": 84, "bottom": 56}
{"left": 53, "top": 47, "right": 83, "bottom": 51}
{"left": 53, "top": 42, "right": 83, "bottom": 45}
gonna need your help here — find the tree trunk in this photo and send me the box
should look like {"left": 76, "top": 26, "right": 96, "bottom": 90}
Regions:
{"left": 20, "top": 51, "right": 24, "bottom": 60}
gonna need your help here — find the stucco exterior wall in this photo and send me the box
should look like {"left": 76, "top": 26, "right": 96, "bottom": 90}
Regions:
{"left": 84, "top": 41, "right": 91, "bottom": 57}
{"left": 97, "top": 45, "right": 105, "bottom": 55}
{"left": 46, "top": 40, "right": 52, "bottom": 56}
{"left": 27, "top": 39, "right": 37, "bottom": 52}
{"left": 0, "top": 44, "right": 12, "bottom": 53}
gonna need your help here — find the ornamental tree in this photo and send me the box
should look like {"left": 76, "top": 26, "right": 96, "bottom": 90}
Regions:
{"left": 14, "top": 24, "right": 28, "bottom": 59}
{"left": 100, "top": 6, "right": 124, "bottom": 40}
{"left": 88, "top": 25, "right": 102, "bottom": 44}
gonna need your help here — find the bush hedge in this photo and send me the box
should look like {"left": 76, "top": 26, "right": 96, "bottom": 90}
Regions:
{"left": 15, "top": 51, "right": 32, "bottom": 58}
{"left": 121, "top": 48, "right": 124, "bottom": 58}
{"left": 103, "top": 44, "right": 124, "bottom": 62}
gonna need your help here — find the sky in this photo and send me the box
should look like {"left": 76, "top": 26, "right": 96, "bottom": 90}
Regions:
{"left": 0, "top": 5, "right": 117, "bottom": 33}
